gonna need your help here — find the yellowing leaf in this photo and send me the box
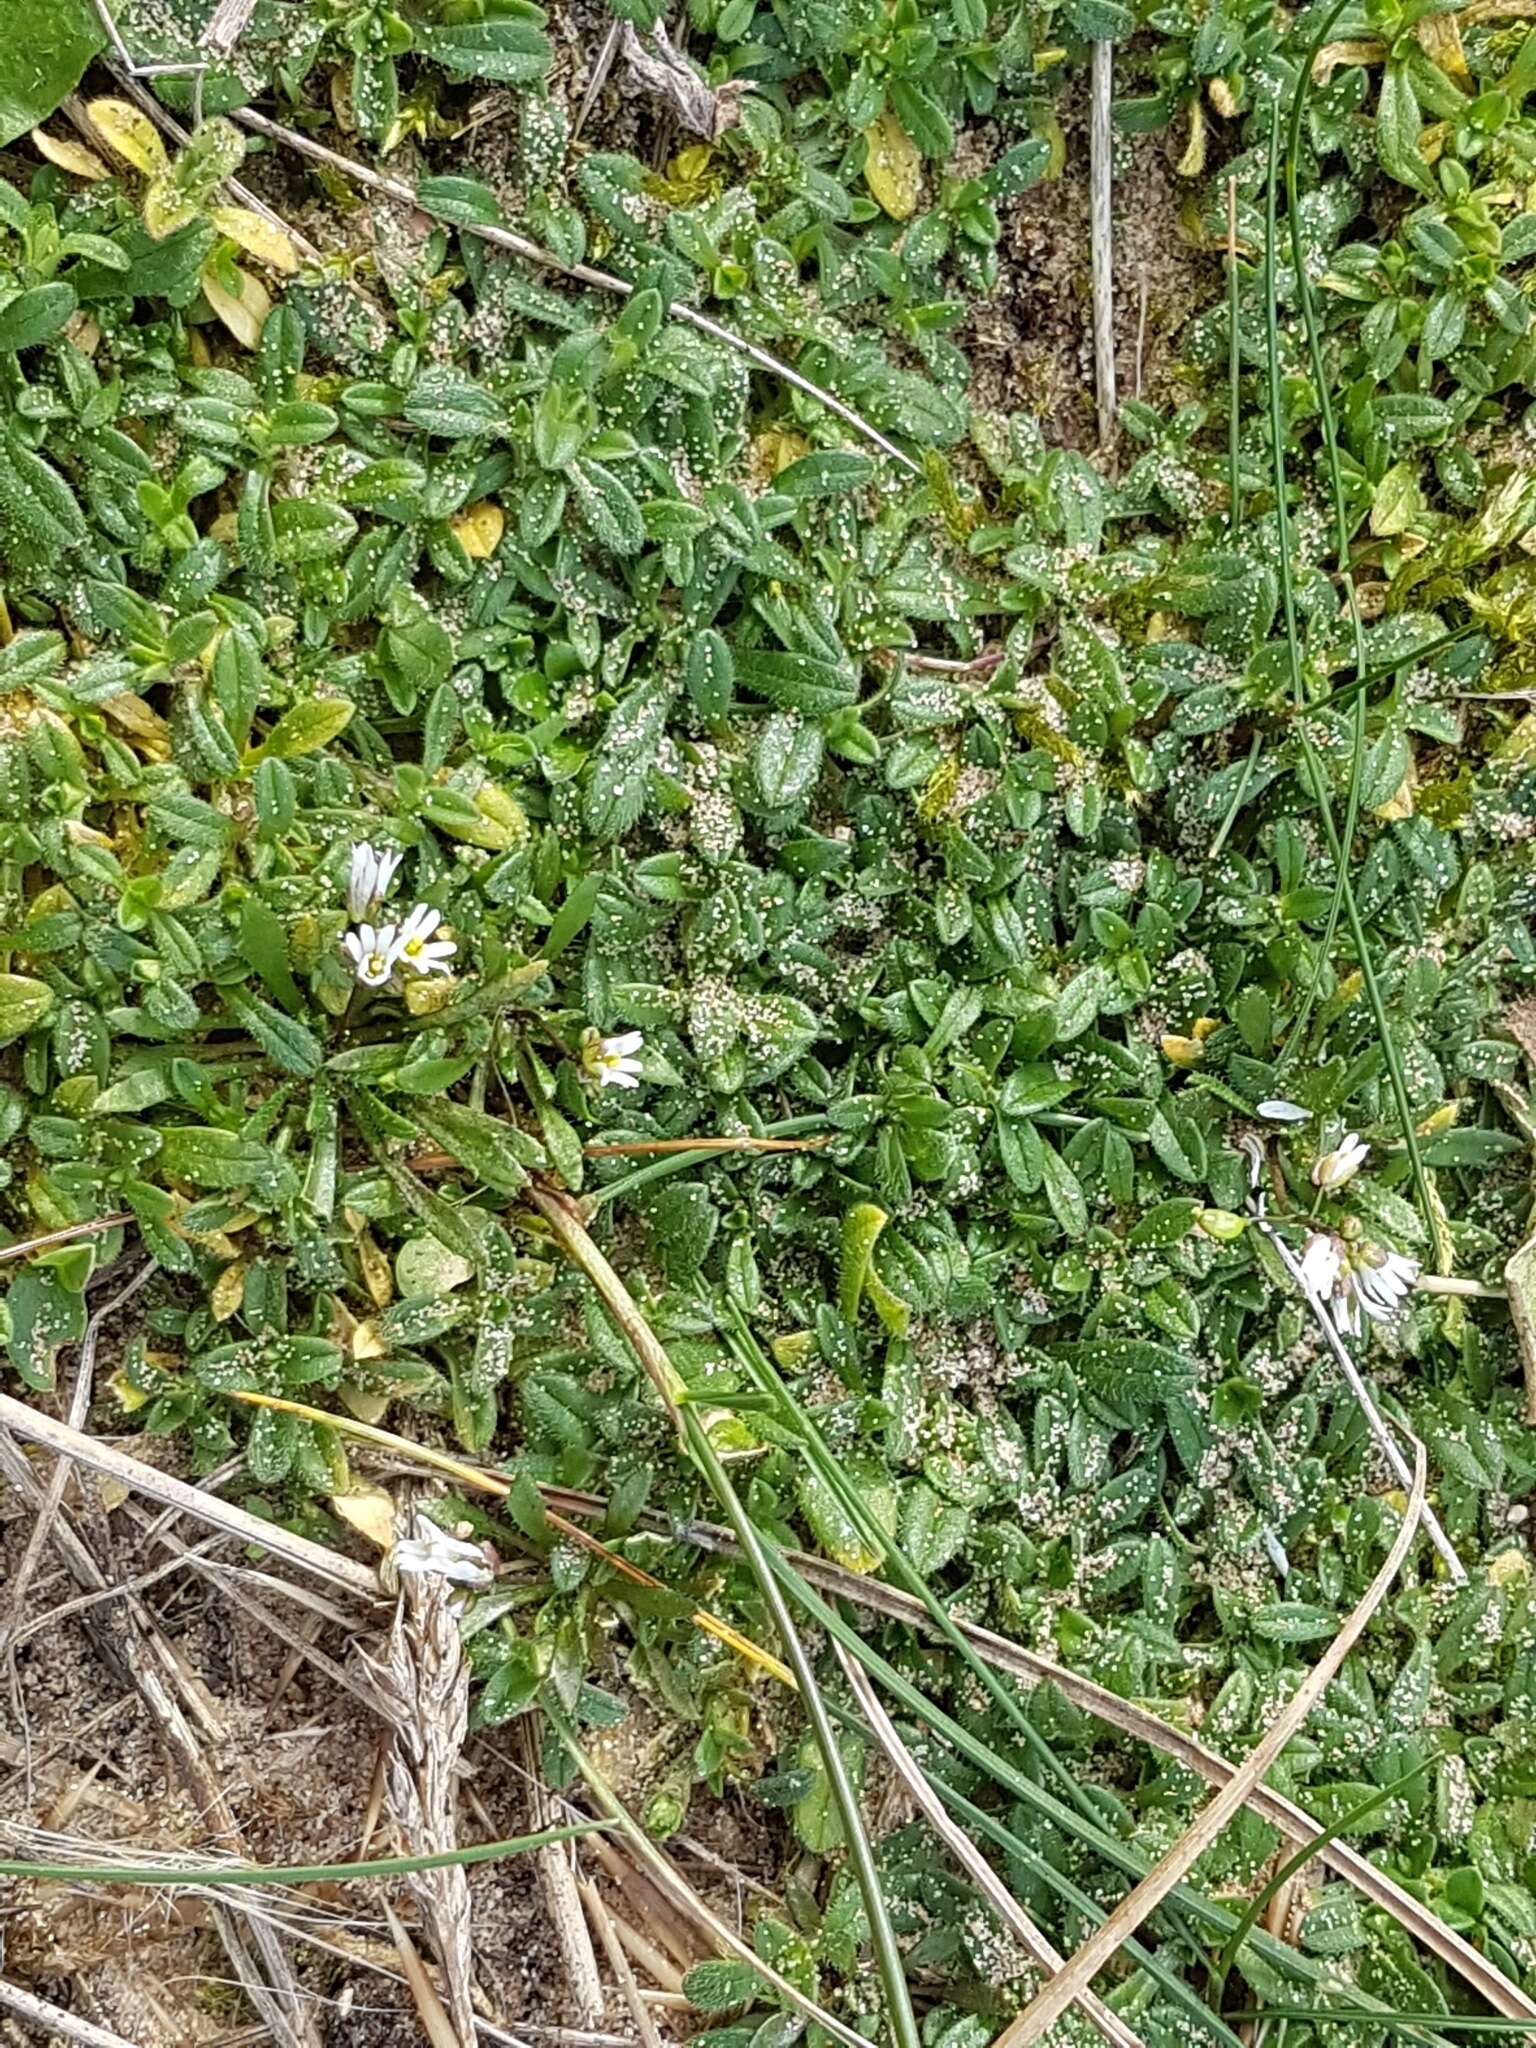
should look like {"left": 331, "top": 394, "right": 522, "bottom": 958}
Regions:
{"left": 1373, "top": 766, "right": 1416, "bottom": 821}
{"left": 863, "top": 110, "right": 920, "bottom": 221}
{"left": 32, "top": 126, "right": 108, "bottom": 179}
{"left": 332, "top": 1486, "right": 397, "bottom": 1551}
{"left": 211, "top": 1258, "right": 247, "bottom": 1321}
{"left": 199, "top": 261, "right": 272, "bottom": 349}
{"left": 209, "top": 205, "right": 300, "bottom": 274}
{"left": 1176, "top": 95, "right": 1207, "bottom": 177}
{"left": 144, "top": 172, "right": 198, "bottom": 241}
{"left": 448, "top": 500, "right": 504, "bottom": 559}
{"left": 358, "top": 1228, "right": 393, "bottom": 1309}
{"left": 350, "top": 1317, "right": 389, "bottom": 1362}
{"left": 340, "top": 1380, "right": 392, "bottom": 1425}
{"left": 1370, "top": 459, "right": 1423, "bottom": 537}
{"left": 1416, "top": 11, "right": 1470, "bottom": 82}
{"left": 1312, "top": 38, "right": 1384, "bottom": 82}
{"left": 86, "top": 98, "right": 169, "bottom": 176}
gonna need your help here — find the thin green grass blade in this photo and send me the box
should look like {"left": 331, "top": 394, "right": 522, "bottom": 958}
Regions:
{"left": 1208, "top": 1760, "right": 1430, "bottom": 2006}
{"left": 1258, "top": 102, "right": 1436, "bottom": 1238}
{"left": 683, "top": 1408, "right": 922, "bottom": 2048}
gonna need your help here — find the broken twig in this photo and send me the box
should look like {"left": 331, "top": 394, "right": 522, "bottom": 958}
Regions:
{"left": 226, "top": 104, "right": 919, "bottom": 474}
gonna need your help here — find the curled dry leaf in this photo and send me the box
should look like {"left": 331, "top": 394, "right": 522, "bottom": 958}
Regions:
{"left": 31, "top": 126, "right": 108, "bottom": 180}
{"left": 200, "top": 262, "right": 272, "bottom": 348}
{"left": 1312, "top": 38, "right": 1385, "bottom": 81}
{"left": 620, "top": 20, "right": 749, "bottom": 142}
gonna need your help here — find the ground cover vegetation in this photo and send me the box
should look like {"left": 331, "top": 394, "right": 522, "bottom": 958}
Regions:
{"left": 3, "top": 0, "right": 1536, "bottom": 2037}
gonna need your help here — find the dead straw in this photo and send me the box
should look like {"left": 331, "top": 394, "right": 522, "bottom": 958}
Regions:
{"left": 834, "top": 1642, "right": 1148, "bottom": 2048}
{"left": 990, "top": 1438, "right": 1428, "bottom": 2047}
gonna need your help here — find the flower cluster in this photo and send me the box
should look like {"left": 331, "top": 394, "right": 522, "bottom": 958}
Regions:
{"left": 340, "top": 843, "right": 456, "bottom": 988}
{"left": 1300, "top": 1228, "right": 1420, "bottom": 1338}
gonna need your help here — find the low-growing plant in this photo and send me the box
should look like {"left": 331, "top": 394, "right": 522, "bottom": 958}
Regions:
{"left": 2, "top": 0, "right": 1536, "bottom": 2036}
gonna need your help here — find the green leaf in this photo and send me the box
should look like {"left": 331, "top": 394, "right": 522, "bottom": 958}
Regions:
{"left": 404, "top": 368, "right": 507, "bottom": 439}
{"left": 224, "top": 984, "right": 323, "bottom": 1077}
{"left": 0, "top": 435, "right": 87, "bottom": 549}
{"left": 1128, "top": 1197, "right": 1201, "bottom": 1246}
{"left": 410, "top": 1099, "right": 536, "bottom": 1195}
{"left": 0, "top": 0, "right": 105, "bottom": 147}
{"left": 544, "top": 874, "right": 599, "bottom": 961}
{"left": 416, "top": 175, "right": 504, "bottom": 227}
{"left": 252, "top": 697, "right": 355, "bottom": 761}
{"left": 1039, "top": 1139, "right": 1088, "bottom": 1234}
{"left": 1054, "top": 1338, "right": 1197, "bottom": 1399}
{"left": 157, "top": 1125, "right": 296, "bottom": 1198}
{"left": 272, "top": 498, "right": 356, "bottom": 563}
{"left": 755, "top": 711, "right": 823, "bottom": 807}
{"left": 681, "top": 1961, "right": 760, "bottom": 2015}
{"left": 0, "top": 972, "right": 54, "bottom": 1044}
{"left": 1377, "top": 63, "right": 1436, "bottom": 194}
{"left": 415, "top": 16, "right": 551, "bottom": 83}
{"left": 736, "top": 648, "right": 859, "bottom": 717}
{"left": 1417, "top": 1128, "right": 1525, "bottom": 1166}
{"left": 0, "top": 282, "right": 76, "bottom": 352}
{"left": 6, "top": 1264, "right": 86, "bottom": 1391}
{"left": 239, "top": 897, "right": 304, "bottom": 1014}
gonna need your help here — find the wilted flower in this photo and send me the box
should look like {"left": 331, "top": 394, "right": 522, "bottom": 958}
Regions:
{"left": 342, "top": 921, "right": 400, "bottom": 987}
{"left": 346, "top": 841, "right": 402, "bottom": 920}
{"left": 395, "top": 902, "right": 456, "bottom": 978}
{"left": 1257, "top": 1099, "right": 1310, "bottom": 1124}
{"left": 581, "top": 1027, "right": 644, "bottom": 1089}
{"left": 393, "top": 1515, "right": 493, "bottom": 1588}
{"left": 1299, "top": 1229, "right": 1344, "bottom": 1300}
{"left": 1312, "top": 1131, "right": 1369, "bottom": 1190}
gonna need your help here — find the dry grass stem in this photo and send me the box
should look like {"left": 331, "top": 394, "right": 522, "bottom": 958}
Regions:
{"left": 385, "top": 1900, "right": 466, "bottom": 2048}
{"left": 0, "top": 1392, "right": 381, "bottom": 1599}
{"left": 1, "top": 1260, "right": 152, "bottom": 1655}
{"left": 360, "top": 1527, "right": 479, "bottom": 2043}
{"left": 578, "top": 1880, "right": 666, "bottom": 2048}
{"left": 834, "top": 1643, "right": 1147, "bottom": 2048}
{"left": 991, "top": 1442, "right": 1428, "bottom": 2047}
{"left": 1090, "top": 36, "right": 1116, "bottom": 451}
{"left": 0, "top": 1975, "right": 140, "bottom": 2048}
{"left": 227, "top": 105, "right": 921, "bottom": 473}
{"left": 517, "top": 1715, "right": 606, "bottom": 2027}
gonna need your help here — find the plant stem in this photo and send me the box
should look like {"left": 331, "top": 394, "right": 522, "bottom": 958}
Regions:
{"left": 524, "top": 1186, "right": 921, "bottom": 2048}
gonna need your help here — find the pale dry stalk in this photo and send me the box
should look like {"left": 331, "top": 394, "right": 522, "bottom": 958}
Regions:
{"left": 358, "top": 1533, "right": 478, "bottom": 2044}
{"left": 991, "top": 1441, "right": 1428, "bottom": 2047}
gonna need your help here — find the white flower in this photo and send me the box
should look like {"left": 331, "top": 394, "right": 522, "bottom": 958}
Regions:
{"left": 581, "top": 1027, "right": 644, "bottom": 1089}
{"left": 1299, "top": 1229, "right": 1344, "bottom": 1300}
{"left": 346, "top": 841, "right": 402, "bottom": 920}
{"left": 1258, "top": 1099, "right": 1310, "bottom": 1124}
{"left": 1335, "top": 1243, "right": 1419, "bottom": 1335}
{"left": 342, "top": 920, "right": 401, "bottom": 987}
{"left": 395, "top": 902, "right": 456, "bottom": 978}
{"left": 1312, "top": 1131, "right": 1369, "bottom": 1191}
{"left": 393, "top": 1515, "right": 493, "bottom": 1589}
